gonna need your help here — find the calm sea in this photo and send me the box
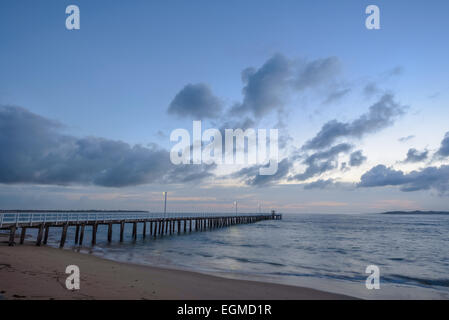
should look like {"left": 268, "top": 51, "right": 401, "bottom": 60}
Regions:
{"left": 42, "top": 213, "right": 449, "bottom": 299}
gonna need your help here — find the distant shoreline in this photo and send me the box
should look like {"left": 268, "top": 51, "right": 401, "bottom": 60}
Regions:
{"left": 381, "top": 210, "right": 449, "bottom": 215}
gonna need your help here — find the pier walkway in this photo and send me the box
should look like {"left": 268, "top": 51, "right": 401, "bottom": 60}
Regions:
{"left": 0, "top": 211, "right": 282, "bottom": 247}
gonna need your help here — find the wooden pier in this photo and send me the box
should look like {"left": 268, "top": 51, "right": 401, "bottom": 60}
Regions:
{"left": 0, "top": 211, "right": 282, "bottom": 248}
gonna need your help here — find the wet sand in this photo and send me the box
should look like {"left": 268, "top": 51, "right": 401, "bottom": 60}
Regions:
{"left": 0, "top": 239, "right": 355, "bottom": 300}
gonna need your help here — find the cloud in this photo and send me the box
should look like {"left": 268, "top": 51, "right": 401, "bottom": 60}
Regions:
{"left": 436, "top": 131, "right": 449, "bottom": 157}
{"left": 231, "top": 54, "right": 342, "bottom": 119}
{"left": 163, "top": 163, "right": 216, "bottom": 184}
{"left": 398, "top": 135, "right": 415, "bottom": 143}
{"left": 303, "top": 94, "right": 406, "bottom": 150}
{"left": 358, "top": 164, "right": 449, "bottom": 194}
{"left": 386, "top": 66, "right": 404, "bottom": 77}
{"left": 168, "top": 83, "right": 223, "bottom": 119}
{"left": 295, "top": 56, "right": 341, "bottom": 90}
{"left": 404, "top": 148, "right": 428, "bottom": 163}
{"left": 303, "top": 179, "right": 335, "bottom": 190}
{"left": 232, "top": 158, "right": 291, "bottom": 186}
{"left": 216, "top": 116, "right": 256, "bottom": 133}
{"left": 290, "top": 143, "right": 352, "bottom": 181}
{"left": 322, "top": 88, "right": 351, "bottom": 105}
{"left": 363, "top": 66, "right": 403, "bottom": 99}
{"left": 349, "top": 150, "right": 367, "bottom": 167}
{"left": 363, "top": 82, "right": 380, "bottom": 98}
{"left": 0, "top": 106, "right": 214, "bottom": 187}
{"left": 358, "top": 165, "right": 405, "bottom": 188}
{"left": 231, "top": 54, "right": 292, "bottom": 119}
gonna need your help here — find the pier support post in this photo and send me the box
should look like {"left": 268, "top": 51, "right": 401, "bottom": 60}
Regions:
{"left": 92, "top": 223, "right": 98, "bottom": 245}
{"left": 36, "top": 224, "right": 44, "bottom": 246}
{"left": 120, "top": 222, "right": 125, "bottom": 242}
{"left": 79, "top": 224, "right": 85, "bottom": 246}
{"left": 60, "top": 224, "right": 68, "bottom": 248}
{"left": 74, "top": 225, "right": 80, "bottom": 244}
{"left": 184, "top": 219, "right": 187, "bottom": 233}
{"left": 8, "top": 226, "right": 16, "bottom": 246}
{"left": 43, "top": 226, "right": 50, "bottom": 245}
{"left": 153, "top": 221, "right": 157, "bottom": 238}
{"left": 108, "top": 223, "right": 113, "bottom": 242}
{"left": 189, "top": 219, "right": 192, "bottom": 232}
{"left": 20, "top": 227, "right": 26, "bottom": 245}
{"left": 177, "top": 220, "right": 181, "bottom": 234}
{"left": 143, "top": 222, "right": 146, "bottom": 238}
{"left": 150, "top": 221, "right": 153, "bottom": 236}
{"left": 132, "top": 222, "right": 137, "bottom": 240}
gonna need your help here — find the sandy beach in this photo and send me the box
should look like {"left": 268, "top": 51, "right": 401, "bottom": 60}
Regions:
{"left": 0, "top": 238, "right": 354, "bottom": 300}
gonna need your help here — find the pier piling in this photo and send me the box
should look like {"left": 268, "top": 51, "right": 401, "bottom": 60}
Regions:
{"left": 9, "top": 226, "right": 16, "bottom": 246}
{"left": 74, "top": 225, "right": 80, "bottom": 244}
{"left": 20, "top": 227, "right": 26, "bottom": 245}
{"left": 0, "top": 212, "right": 281, "bottom": 248}
{"left": 92, "top": 223, "right": 98, "bottom": 245}
{"left": 120, "top": 222, "right": 124, "bottom": 242}
{"left": 79, "top": 224, "right": 85, "bottom": 246}
{"left": 132, "top": 222, "right": 137, "bottom": 240}
{"left": 60, "top": 224, "right": 68, "bottom": 248}
{"left": 108, "top": 223, "right": 113, "bottom": 242}
{"left": 43, "top": 226, "right": 49, "bottom": 245}
{"left": 36, "top": 225, "right": 43, "bottom": 246}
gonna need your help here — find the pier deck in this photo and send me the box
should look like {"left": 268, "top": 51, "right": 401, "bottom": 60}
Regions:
{"left": 0, "top": 211, "right": 282, "bottom": 247}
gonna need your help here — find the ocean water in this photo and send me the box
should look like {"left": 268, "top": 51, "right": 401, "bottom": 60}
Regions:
{"left": 42, "top": 213, "right": 449, "bottom": 299}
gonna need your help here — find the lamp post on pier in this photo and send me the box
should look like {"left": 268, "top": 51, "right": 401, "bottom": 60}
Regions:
{"left": 163, "top": 192, "right": 167, "bottom": 219}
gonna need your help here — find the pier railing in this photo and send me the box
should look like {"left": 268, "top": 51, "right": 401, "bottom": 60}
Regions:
{"left": 0, "top": 211, "right": 274, "bottom": 228}
{"left": 0, "top": 211, "right": 282, "bottom": 248}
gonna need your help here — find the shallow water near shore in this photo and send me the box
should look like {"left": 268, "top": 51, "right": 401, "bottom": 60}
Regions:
{"left": 35, "top": 212, "right": 449, "bottom": 299}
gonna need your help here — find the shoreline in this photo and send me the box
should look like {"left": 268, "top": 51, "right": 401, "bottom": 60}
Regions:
{"left": 0, "top": 240, "right": 355, "bottom": 300}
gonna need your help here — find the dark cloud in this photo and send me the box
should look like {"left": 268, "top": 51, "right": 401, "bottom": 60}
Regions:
{"left": 358, "top": 165, "right": 405, "bottom": 188}
{"left": 0, "top": 106, "right": 214, "bottom": 187}
{"left": 290, "top": 143, "right": 352, "bottom": 181}
{"left": 231, "top": 54, "right": 292, "bottom": 119}
{"left": 358, "top": 164, "right": 449, "bottom": 194}
{"left": 231, "top": 54, "right": 342, "bottom": 119}
{"left": 436, "top": 131, "right": 449, "bottom": 157}
{"left": 168, "top": 83, "right": 223, "bottom": 119}
{"left": 404, "top": 148, "right": 428, "bottom": 163}
{"left": 163, "top": 163, "right": 216, "bottom": 184}
{"left": 303, "top": 179, "right": 335, "bottom": 190}
{"left": 349, "top": 150, "right": 367, "bottom": 167}
{"left": 232, "top": 158, "right": 291, "bottom": 187}
{"left": 304, "top": 94, "right": 406, "bottom": 150}
{"left": 216, "top": 116, "right": 256, "bottom": 133}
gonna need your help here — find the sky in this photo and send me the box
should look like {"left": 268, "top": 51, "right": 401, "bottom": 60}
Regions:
{"left": 1, "top": 0, "right": 449, "bottom": 213}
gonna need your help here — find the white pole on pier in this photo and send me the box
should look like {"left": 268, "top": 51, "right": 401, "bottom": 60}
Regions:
{"left": 163, "top": 192, "right": 167, "bottom": 218}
